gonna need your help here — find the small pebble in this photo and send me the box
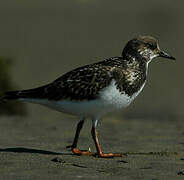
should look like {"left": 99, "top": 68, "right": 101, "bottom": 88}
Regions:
{"left": 140, "top": 167, "right": 152, "bottom": 169}
{"left": 72, "top": 164, "right": 87, "bottom": 168}
{"left": 51, "top": 157, "right": 65, "bottom": 163}
{"left": 178, "top": 171, "right": 184, "bottom": 175}
{"left": 117, "top": 160, "right": 128, "bottom": 163}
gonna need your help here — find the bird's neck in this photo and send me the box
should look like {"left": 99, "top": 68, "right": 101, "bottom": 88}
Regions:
{"left": 125, "top": 58, "right": 147, "bottom": 73}
{"left": 122, "top": 47, "right": 151, "bottom": 65}
{"left": 117, "top": 59, "right": 148, "bottom": 96}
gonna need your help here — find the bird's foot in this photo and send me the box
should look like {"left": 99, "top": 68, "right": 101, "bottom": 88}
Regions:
{"left": 66, "top": 145, "right": 123, "bottom": 158}
{"left": 66, "top": 145, "right": 95, "bottom": 156}
{"left": 95, "top": 153, "right": 123, "bottom": 158}
{"left": 71, "top": 148, "right": 95, "bottom": 156}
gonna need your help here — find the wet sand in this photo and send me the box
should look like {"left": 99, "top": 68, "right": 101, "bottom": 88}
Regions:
{"left": 0, "top": 0, "right": 183, "bottom": 179}
{"left": 0, "top": 113, "right": 184, "bottom": 180}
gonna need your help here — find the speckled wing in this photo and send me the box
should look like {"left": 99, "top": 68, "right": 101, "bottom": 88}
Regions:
{"left": 40, "top": 63, "right": 115, "bottom": 101}
{"left": 2, "top": 57, "right": 125, "bottom": 101}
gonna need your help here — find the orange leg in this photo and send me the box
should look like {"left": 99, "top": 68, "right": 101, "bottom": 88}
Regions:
{"left": 66, "top": 119, "right": 94, "bottom": 156}
{"left": 91, "top": 122, "right": 122, "bottom": 158}
{"left": 67, "top": 118, "right": 123, "bottom": 158}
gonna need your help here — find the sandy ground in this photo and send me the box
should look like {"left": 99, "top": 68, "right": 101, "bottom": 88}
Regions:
{"left": 0, "top": 1, "right": 183, "bottom": 179}
{"left": 0, "top": 111, "right": 184, "bottom": 180}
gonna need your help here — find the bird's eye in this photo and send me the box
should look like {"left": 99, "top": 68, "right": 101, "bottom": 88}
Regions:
{"left": 147, "top": 42, "right": 156, "bottom": 49}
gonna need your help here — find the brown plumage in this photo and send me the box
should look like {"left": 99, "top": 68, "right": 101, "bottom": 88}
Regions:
{"left": 1, "top": 36, "right": 175, "bottom": 158}
{"left": 2, "top": 56, "right": 147, "bottom": 101}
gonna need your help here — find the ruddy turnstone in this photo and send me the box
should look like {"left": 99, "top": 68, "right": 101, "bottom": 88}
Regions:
{"left": 1, "top": 36, "right": 175, "bottom": 158}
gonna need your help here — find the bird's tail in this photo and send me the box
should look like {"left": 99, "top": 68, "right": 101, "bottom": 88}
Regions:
{"left": 1, "top": 90, "right": 24, "bottom": 102}
{"left": 0, "top": 85, "right": 48, "bottom": 103}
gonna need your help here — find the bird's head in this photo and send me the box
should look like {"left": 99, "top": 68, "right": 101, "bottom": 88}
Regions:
{"left": 122, "top": 35, "right": 175, "bottom": 63}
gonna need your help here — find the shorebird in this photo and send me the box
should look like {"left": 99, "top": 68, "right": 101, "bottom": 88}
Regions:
{"left": 1, "top": 35, "right": 175, "bottom": 158}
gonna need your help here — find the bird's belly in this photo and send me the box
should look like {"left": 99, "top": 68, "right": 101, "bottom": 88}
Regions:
{"left": 26, "top": 97, "right": 128, "bottom": 117}
{"left": 45, "top": 79, "right": 144, "bottom": 117}
{"left": 54, "top": 94, "right": 131, "bottom": 117}
{"left": 22, "top": 94, "right": 133, "bottom": 118}
{"left": 21, "top": 79, "right": 145, "bottom": 118}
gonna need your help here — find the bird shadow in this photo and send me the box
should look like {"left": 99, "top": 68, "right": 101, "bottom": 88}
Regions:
{"left": 0, "top": 147, "right": 71, "bottom": 156}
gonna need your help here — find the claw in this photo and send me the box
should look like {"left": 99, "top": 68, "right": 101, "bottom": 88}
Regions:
{"left": 71, "top": 148, "right": 96, "bottom": 156}
{"left": 88, "top": 147, "right": 91, "bottom": 152}
{"left": 96, "top": 153, "right": 123, "bottom": 158}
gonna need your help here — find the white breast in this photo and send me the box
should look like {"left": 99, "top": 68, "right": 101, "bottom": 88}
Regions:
{"left": 99, "top": 79, "right": 145, "bottom": 110}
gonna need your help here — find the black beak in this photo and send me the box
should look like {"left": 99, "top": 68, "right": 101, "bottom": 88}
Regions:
{"left": 159, "top": 50, "right": 176, "bottom": 60}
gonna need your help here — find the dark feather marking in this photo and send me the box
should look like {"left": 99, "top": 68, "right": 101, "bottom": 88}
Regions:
{"left": 2, "top": 56, "right": 147, "bottom": 101}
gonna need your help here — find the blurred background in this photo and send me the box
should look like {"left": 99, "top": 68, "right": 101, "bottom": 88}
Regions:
{"left": 0, "top": 0, "right": 183, "bottom": 121}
